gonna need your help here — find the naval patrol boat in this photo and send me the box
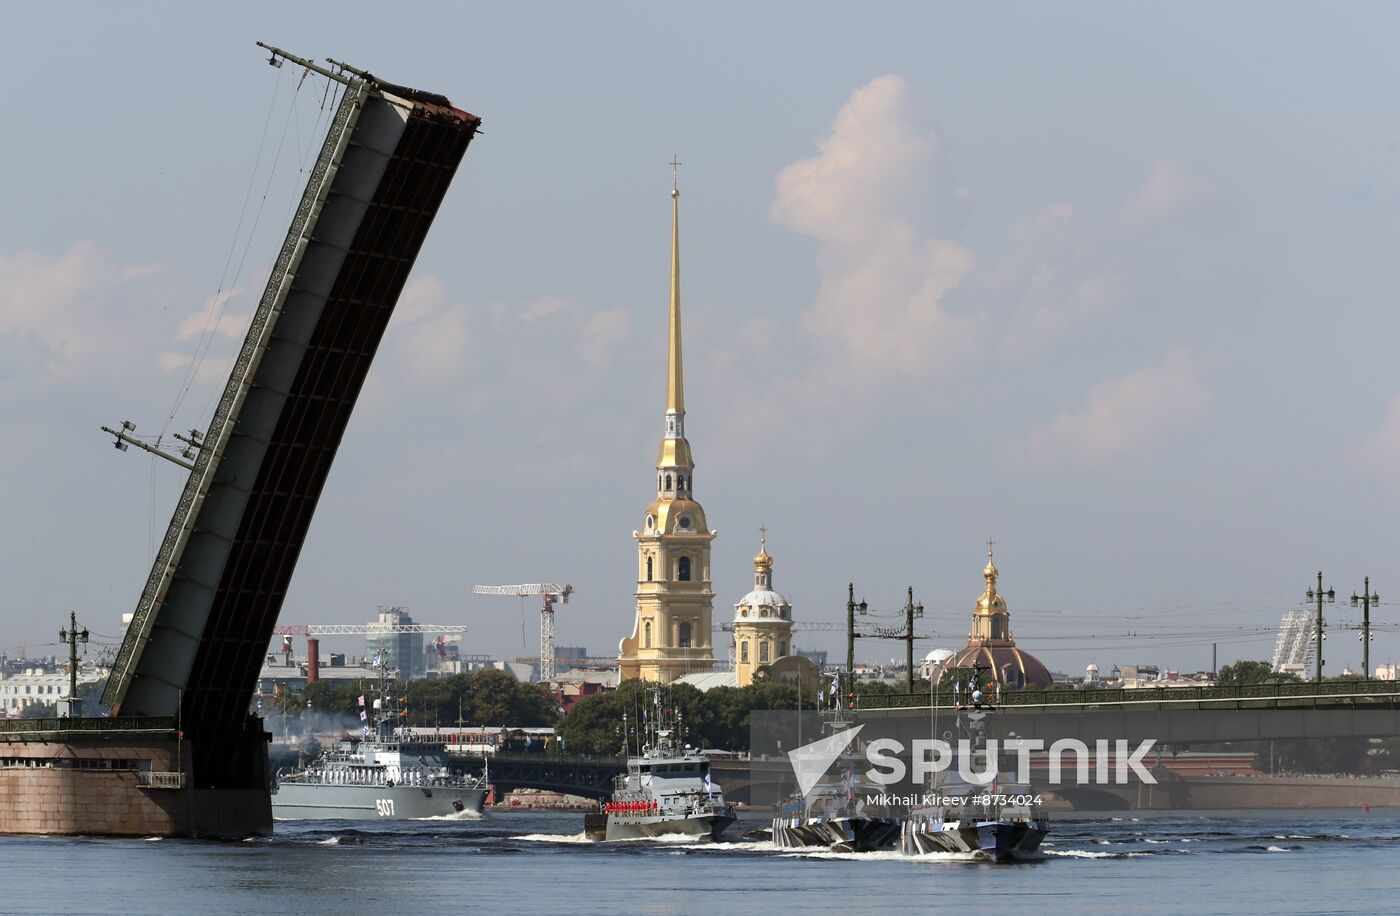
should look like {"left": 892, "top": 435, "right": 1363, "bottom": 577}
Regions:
{"left": 272, "top": 658, "right": 490, "bottom": 820}
{"left": 584, "top": 691, "right": 735, "bottom": 841}
{"left": 899, "top": 680, "right": 1048, "bottom": 861}
{"left": 770, "top": 694, "right": 900, "bottom": 852}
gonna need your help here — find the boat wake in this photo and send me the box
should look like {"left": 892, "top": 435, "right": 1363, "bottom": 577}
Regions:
{"left": 670, "top": 840, "right": 772, "bottom": 853}
{"left": 517, "top": 832, "right": 593, "bottom": 844}
{"left": 414, "top": 810, "right": 485, "bottom": 821}
{"left": 1043, "top": 849, "right": 1150, "bottom": 859}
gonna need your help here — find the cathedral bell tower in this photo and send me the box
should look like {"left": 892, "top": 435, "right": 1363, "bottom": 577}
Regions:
{"left": 732, "top": 530, "right": 794, "bottom": 687}
{"left": 619, "top": 166, "right": 717, "bottom": 683}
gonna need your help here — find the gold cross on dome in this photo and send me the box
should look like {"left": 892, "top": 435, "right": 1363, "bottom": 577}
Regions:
{"left": 759, "top": 525, "right": 767, "bottom": 549}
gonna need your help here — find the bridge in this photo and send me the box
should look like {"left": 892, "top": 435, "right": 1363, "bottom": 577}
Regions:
{"left": 851, "top": 679, "right": 1400, "bottom": 744}
{"left": 458, "top": 752, "right": 625, "bottom": 801}
{"left": 1, "top": 46, "right": 481, "bottom": 838}
{"left": 427, "top": 682, "right": 1400, "bottom": 811}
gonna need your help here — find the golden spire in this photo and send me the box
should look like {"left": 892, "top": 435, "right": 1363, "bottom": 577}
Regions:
{"left": 666, "top": 155, "right": 684, "bottom": 416}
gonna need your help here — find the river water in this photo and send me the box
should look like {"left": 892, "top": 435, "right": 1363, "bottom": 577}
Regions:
{"left": 6, "top": 809, "right": 1396, "bottom": 914}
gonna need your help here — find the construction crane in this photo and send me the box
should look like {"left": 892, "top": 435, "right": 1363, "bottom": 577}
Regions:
{"left": 472, "top": 584, "right": 573, "bottom": 682}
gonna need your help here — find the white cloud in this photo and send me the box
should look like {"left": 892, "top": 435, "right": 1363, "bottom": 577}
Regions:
{"left": 174, "top": 287, "right": 250, "bottom": 341}
{"left": 577, "top": 308, "right": 629, "bottom": 368}
{"left": 1124, "top": 159, "right": 1209, "bottom": 223}
{"left": 519, "top": 294, "right": 579, "bottom": 324}
{"left": 1349, "top": 394, "right": 1400, "bottom": 489}
{"left": 0, "top": 242, "right": 163, "bottom": 376}
{"left": 1012, "top": 202, "right": 1075, "bottom": 241}
{"left": 998, "top": 269, "right": 1123, "bottom": 362}
{"left": 156, "top": 352, "right": 191, "bottom": 373}
{"left": 395, "top": 275, "right": 447, "bottom": 323}
{"left": 400, "top": 308, "right": 471, "bottom": 385}
{"left": 771, "top": 75, "right": 976, "bottom": 380}
{"left": 0, "top": 243, "right": 99, "bottom": 336}
{"left": 1010, "top": 349, "right": 1210, "bottom": 469}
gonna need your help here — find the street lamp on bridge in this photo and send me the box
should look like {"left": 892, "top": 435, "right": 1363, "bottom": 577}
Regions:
{"left": 1305, "top": 571, "right": 1335, "bottom": 683}
{"left": 1351, "top": 578, "right": 1380, "bottom": 679}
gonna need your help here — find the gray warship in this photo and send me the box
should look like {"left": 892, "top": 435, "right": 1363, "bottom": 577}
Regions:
{"left": 899, "top": 683, "right": 1048, "bottom": 861}
{"left": 584, "top": 691, "right": 735, "bottom": 841}
{"left": 272, "top": 658, "right": 489, "bottom": 820}
{"left": 771, "top": 696, "right": 899, "bottom": 852}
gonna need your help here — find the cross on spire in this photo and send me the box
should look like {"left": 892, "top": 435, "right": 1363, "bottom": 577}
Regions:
{"left": 987, "top": 537, "right": 996, "bottom": 560}
{"left": 670, "top": 154, "right": 681, "bottom": 190}
{"left": 759, "top": 525, "right": 767, "bottom": 550}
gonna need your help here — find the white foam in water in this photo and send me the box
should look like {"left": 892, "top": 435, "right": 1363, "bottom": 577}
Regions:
{"left": 1262, "top": 846, "right": 1292, "bottom": 853}
{"left": 778, "top": 848, "right": 913, "bottom": 862}
{"left": 517, "top": 832, "right": 593, "bottom": 844}
{"left": 142, "top": 837, "right": 163, "bottom": 842}
{"left": 903, "top": 850, "right": 981, "bottom": 863}
{"left": 413, "top": 811, "right": 484, "bottom": 821}
{"left": 317, "top": 837, "right": 341, "bottom": 846}
{"left": 675, "top": 841, "right": 772, "bottom": 853}
{"left": 1045, "top": 849, "right": 1149, "bottom": 859}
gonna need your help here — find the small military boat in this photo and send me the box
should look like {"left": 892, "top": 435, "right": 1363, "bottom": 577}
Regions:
{"left": 899, "top": 683, "right": 1048, "bottom": 862}
{"left": 771, "top": 706, "right": 899, "bottom": 852}
{"left": 584, "top": 691, "right": 735, "bottom": 841}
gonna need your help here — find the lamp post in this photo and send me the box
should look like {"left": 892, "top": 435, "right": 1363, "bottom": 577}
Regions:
{"left": 58, "top": 612, "right": 89, "bottom": 718}
{"left": 1306, "top": 571, "right": 1335, "bottom": 682}
{"left": 1351, "top": 577, "right": 1380, "bottom": 679}
{"left": 845, "top": 583, "right": 868, "bottom": 709}
{"left": 901, "top": 586, "right": 925, "bottom": 692}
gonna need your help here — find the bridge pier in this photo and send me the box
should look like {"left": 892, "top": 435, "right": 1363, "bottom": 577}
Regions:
{"left": 0, "top": 718, "right": 271, "bottom": 838}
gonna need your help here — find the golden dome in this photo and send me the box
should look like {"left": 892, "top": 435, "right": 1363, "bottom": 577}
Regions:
{"left": 754, "top": 527, "right": 773, "bottom": 571}
{"left": 641, "top": 497, "right": 709, "bottom": 537}
{"left": 976, "top": 591, "right": 1007, "bottom": 615}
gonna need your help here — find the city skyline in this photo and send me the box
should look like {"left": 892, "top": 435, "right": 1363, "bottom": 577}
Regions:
{"left": 3, "top": 3, "right": 1399, "bottom": 680}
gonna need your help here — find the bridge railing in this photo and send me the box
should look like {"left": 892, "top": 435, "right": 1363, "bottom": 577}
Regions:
{"left": 0, "top": 716, "right": 177, "bottom": 738}
{"left": 857, "top": 679, "right": 1400, "bottom": 711}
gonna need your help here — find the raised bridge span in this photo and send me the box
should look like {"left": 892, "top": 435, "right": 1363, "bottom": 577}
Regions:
{"left": 0, "top": 48, "right": 480, "bottom": 838}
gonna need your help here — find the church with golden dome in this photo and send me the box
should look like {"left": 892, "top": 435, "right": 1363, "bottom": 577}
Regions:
{"left": 731, "top": 530, "right": 796, "bottom": 687}
{"left": 949, "top": 542, "right": 1053, "bottom": 688}
{"left": 618, "top": 173, "right": 717, "bottom": 683}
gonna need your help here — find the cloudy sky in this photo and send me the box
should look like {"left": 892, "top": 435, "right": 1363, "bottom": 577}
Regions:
{"left": 3, "top": 2, "right": 1398, "bottom": 678}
